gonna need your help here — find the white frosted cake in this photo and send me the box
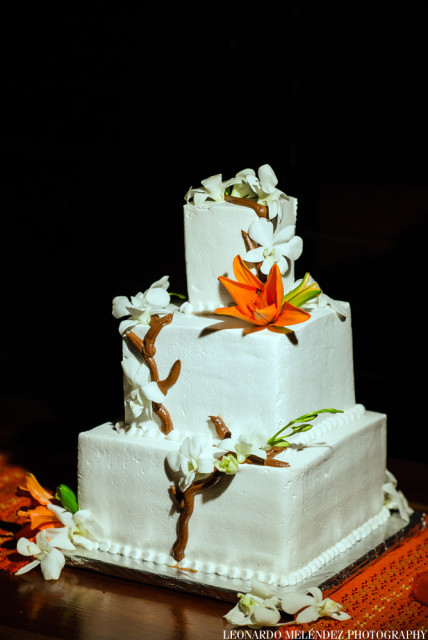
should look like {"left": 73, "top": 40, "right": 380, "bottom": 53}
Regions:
{"left": 77, "top": 164, "right": 391, "bottom": 587}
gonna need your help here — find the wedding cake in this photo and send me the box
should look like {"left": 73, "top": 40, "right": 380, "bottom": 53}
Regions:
{"left": 77, "top": 165, "right": 389, "bottom": 587}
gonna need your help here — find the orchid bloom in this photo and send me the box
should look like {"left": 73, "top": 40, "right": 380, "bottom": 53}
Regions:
{"left": 166, "top": 435, "right": 216, "bottom": 490}
{"left": 185, "top": 174, "right": 241, "bottom": 206}
{"left": 215, "top": 255, "right": 311, "bottom": 335}
{"left": 282, "top": 587, "right": 351, "bottom": 624}
{"left": 112, "top": 276, "right": 172, "bottom": 334}
{"left": 232, "top": 165, "right": 288, "bottom": 221}
{"left": 383, "top": 470, "right": 413, "bottom": 523}
{"left": 214, "top": 453, "right": 240, "bottom": 475}
{"left": 224, "top": 579, "right": 281, "bottom": 628}
{"left": 244, "top": 218, "right": 303, "bottom": 275}
{"left": 47, "top": 503, "right": 102, "bottom": 551}
{"left": 15, "top": 527, "right": 76, "bottom": 580}
{"left": 216, "top": 431, "right": 268, "bottom": 466}
{"left": 122, "top": 358, "right": 165, "bottom": 419}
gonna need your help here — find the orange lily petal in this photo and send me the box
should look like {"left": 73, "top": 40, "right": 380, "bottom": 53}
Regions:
{"left": 19, "top": 505, "right": 61, "bottom": 531}
{"left": 253, "top": 303, "right": 278, "bottom": 324}
{"left": 232, "top": 255, "right": 263, "bottom": 288}
{"left": 217, "top": 276, "right": 260, "bottom": 316}
{"left": 263, "top": 263, "right": 284, "bottom": 309}
{"left": 215, "top": 305, "right": 265, "bottom": 326}
{"left": 272, "top": 301, "right": 311, "bottom": 327}
{"left": 24, "top": 473, "right": 55, "bottom": 505}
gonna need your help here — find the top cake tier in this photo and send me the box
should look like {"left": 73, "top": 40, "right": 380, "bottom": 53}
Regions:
{"left": 184, "top": 166, "right": 301, "bottom": 311}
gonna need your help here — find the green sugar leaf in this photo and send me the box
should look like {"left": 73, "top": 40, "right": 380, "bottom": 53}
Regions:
{"left": 56, "top": 484, "right": 79, "bottom": 513}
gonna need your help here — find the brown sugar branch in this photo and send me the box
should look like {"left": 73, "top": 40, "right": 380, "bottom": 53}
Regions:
{"left": 126, "top": 313, "right": 180, "bottom": 434}
{"left": 171, "top": 469, "right": 223, "bottom": 562}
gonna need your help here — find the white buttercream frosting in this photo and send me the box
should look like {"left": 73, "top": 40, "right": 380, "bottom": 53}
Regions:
{"left": 78, "top": 409, "right": 387, "bottom": 587}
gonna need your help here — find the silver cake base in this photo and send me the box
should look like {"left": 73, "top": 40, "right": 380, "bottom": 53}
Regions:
{"left": 65, "top": 511, "right": 425, "bottom": 603}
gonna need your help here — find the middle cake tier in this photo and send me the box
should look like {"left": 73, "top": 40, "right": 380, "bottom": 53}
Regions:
{"left": 121, "top": 303, "right": 356, "bottom": 439}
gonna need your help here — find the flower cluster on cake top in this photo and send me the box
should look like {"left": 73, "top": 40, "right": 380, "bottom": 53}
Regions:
{"left": 185, "top": 164, "right": 287, "bottom": 221}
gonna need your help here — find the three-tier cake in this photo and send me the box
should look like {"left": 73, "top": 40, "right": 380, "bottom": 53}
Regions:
{"left": 77, "top": 165, "right": 389, "bottom": 586}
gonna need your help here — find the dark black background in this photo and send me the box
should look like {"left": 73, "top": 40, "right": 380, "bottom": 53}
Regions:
{"left": 1, "top": 2, "right": 427, "bottom": 486}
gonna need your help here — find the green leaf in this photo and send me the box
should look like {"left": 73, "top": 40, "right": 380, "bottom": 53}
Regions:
{"left": 56, "top": 484, "right": 79, "bottom": 513}
{"left": 169, "top": 292, "right": 187, "bottom": 300}
{"left": 271, "top": 440, "right": 290, "bottom": 448}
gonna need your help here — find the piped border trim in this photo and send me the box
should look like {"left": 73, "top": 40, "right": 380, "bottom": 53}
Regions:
{"left": 84, "top": 505, "right": 389, "bottom": 587}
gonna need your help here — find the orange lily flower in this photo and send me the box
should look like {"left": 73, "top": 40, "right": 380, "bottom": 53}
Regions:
{"left": 215, "top": 256, "right": 311, "bottom": 334}
{"left": 16, "top": 473, "right": 61, "bottom": 537}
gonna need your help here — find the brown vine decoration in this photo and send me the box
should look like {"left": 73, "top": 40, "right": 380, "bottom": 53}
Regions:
{"left": 171, "top": 469, "right": 224, "bottom": 562}
{"left": 126, "top": 313, "right": 181, "bottom": 435}
{"left": 170, "top": 416, "right": 290, "bottom": 562}
{"left": 224, "top": 194, "right": 269, "bottom": 218}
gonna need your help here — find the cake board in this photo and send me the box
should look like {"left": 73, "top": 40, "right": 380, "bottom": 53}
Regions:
{"left": 65, "top": 510, "right": 425, "bottom": 603}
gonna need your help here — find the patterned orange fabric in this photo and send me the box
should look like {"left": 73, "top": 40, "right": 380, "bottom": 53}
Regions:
{"left": 1, "top": 454, "right": 427, "bottom": 627}
{"left": 0, "top": 453, "right": 41, "bottom": 575}
{"left": 278, "top": 517, "right": 428, "bottom": 633}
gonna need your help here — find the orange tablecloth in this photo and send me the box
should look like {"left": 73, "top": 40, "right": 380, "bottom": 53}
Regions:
{"left": 1, "top": 453, "right": 427, "bottom": 630}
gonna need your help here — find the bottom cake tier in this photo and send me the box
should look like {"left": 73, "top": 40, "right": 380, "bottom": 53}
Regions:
{"left": 77, "top": 406, "right": 388, "bottom": 586}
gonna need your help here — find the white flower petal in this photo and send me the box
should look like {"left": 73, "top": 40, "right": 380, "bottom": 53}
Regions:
{"left": 260, "top": 258, "right": 274, "bottom": 275}
{"left": 40, "top": 548, "right": 66, "bottom": 580}
{"left": 295, "top": 604, "right": 320, "bottom": 624}
{"left": 142, "top": 381, "right": 165, "bottom": 403}
{"left": 276, "top": 256, "right": 289, "bottom": 275}
{"left": 274, "top": 224, "right": 296, "bottom": 244}
{"left": 119, "top": 318, "right": 138, "bottom": 334}
{"left": 248, "top": 218, "right": 274, "bottom": 247}
{"left": 17, "top": 537, "right": 40, "bottom": 558}
{"left": 112, "top": 296, "right": 131, "bottom": 318}
{"left": 244, "top": 247, "right": 265, "bottom": 263}
{"left": 251, "top": 579, "right": 276, "bottom": 599}
{"left": 282, "top": 592, "right": 316, "bottom": 614}
{"left": 201, "top": 174, "right": 224, "bottom": 200}
{"left": 332, "top": 611, "right": 352, "bottom": 621}
{"left": 277, "top": 236, "right": 303, "bottom": 260}
{"left": 145, "top": 287, "right": 170, "bottom": 308}
{"left": 72, "top": 534, "right": 95, "bottom": 551}
{"left": 47, "top": 503, "right": 74, "bottom": 527}
{"left": 258, "top": 164, "right": 278, "bottom": 193}
{"left": 253, "top": 604, "right": 281, "bottom": 626}
{"left": 150, "top": 275, "right": 170, "bottom": 290}
{"left": 306, "top": 586, "right": 323, "bottom": 602}
{"left": 44, "top": 527, "right": 76, "bottom": 552}
{"left": 15, "top": 559, "right": 41, "bottom": 575}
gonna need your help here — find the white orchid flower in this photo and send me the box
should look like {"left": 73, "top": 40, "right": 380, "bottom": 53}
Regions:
{"left": 47, "top": 504, "right": 103, "bottom": 551}
{"left": 383, "top": 470, "right": 412, "bottom": 523}
{"left": 214, "top": 452, "right": 240, "bottom": 475}
{"left": 185, "top": 174, "right": 241, "bottom": 206}
{"left": 167, "top": 435, "right": 216, "bottom": 490}
{"left": 112, "top": 276, "right": 173, "bottom": 334}
{"left": 236, "top": 164, "right": 288, "bottom": 221}
{"left": 122, "top": 358, "right": 165, "bottom": 419}
{"left": 282, "top": 587, "right": 351, "bottom": 624}
{"left": 244, "top": 218, "right": 303, "bottom": 275}
{"left": 224, "top": 579, "right": 281, "bottom": 628}
{"left": 216, "top": 430, "right": 268, "bottom": 464}
{"left": 15, "top": 527, "right": 76, "bottom": 580}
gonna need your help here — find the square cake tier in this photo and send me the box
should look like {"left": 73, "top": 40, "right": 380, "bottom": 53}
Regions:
{"left": 78, "top": 408, "right": 387, "bottom": 587}
{"left": 184, "top": 198, "right": 297, "bottom": 311}
{"left": 122, "top": 305, "right": 356, "bottom": 440}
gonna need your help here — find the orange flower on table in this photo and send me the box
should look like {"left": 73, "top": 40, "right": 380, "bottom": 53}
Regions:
{"left": 215, "top": 255, "right": 311, "bottom": 334}
{"left": 16, "top": 473, "right": 62, "bottom": 537}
